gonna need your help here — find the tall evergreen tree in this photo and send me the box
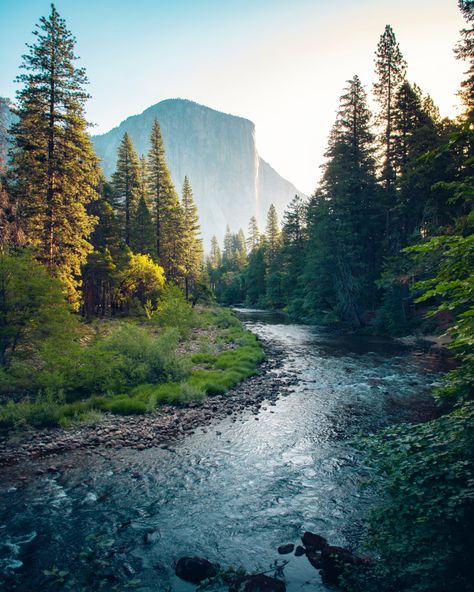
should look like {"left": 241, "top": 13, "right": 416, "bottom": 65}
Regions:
{"left": 373, "top": 24, "right": 407, "bottom": 191}
{"left": 247, "top": 216, "right": 260, "bottom": 252}
{"left": 181, "top": 176, "right": 203, "bottom": 298}
{"left": 389, "top": 81, "right": 439, "bottom": 248}
{"left": 147, "top": 119, "right": 177, "bottom": 261}
{"left": 222, "top": 225, "right": 234, "bottom": 269}
{"left": 280, "top": 195, "right": 306, "bottom": 310}
{"left": 265, "top": 204, "right": 281, "bottom": 263}
{"left": 306, "top": 76, "right": 382, "bottom": 327}
{"left": 234, "top": 229, "right": 248, "bottom": 268}
{"left": 112, "top": 132, "right": 140, "bottom": 247}
{"left": 264, "top": 205, "right": 283, "bottom": 307}
{"left": 82, "top": 178, "right": 125, "bottom": 316}
{"left": 207, "top": 235, "right": 222, "bottom": 293}
{"left": 209, "top": 235, "right": 222, "bottom": 269}
{"left": 10, "top": 4, "right": 100, "bottom": 306}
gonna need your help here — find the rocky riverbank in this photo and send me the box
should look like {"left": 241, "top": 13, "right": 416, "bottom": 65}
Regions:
{"left": 0, "top": 340, "right": 293, "bottom": 469}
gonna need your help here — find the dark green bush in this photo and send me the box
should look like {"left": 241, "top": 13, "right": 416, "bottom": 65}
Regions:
{"left": 346, "top": 403, "right": 474, "bottom": 592}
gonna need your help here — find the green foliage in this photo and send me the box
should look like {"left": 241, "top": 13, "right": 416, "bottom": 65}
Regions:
{"left": 112, "top": 132, "right": 141, "bottom": 247}
{"left": 188, "top": 328, "right": 264, "bottom": 395}
{"left": 0, "top": 306, "right": 264, "bottom": 429}
{"left": 120, "top": 252, "right": 165, "bottom": 308}
{"left": 0, "top": 250, "right": 78, "bottom": 387}
{"left": 10, "top": 4, "right": 100, "bottom": 307}
{"left": 347, "top": 404, "right": 474, "bottom": 592}
{"left": 97, "top": 324, "right": 189, "bottom": 390}
{"left": 181, "top": 176, "right": 203, "bottom": 299}
{"left": 147, "top": 119, "right": 186, "bottom": 283}
{"left": 106, "top": 397, "right": 147, "bottom": 415}
{"left": 151, "top": 284, "right": 198, "bottom": 337}
{"left": 406, "top": 232, "right": 474, "bottom": 402}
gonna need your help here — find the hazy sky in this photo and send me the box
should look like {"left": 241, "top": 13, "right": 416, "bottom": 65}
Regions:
{"left": 0, "top": 0, "right": 467, "bottom": 194}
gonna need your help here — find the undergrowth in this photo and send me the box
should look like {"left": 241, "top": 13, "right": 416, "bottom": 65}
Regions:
{"left": 0, "top": 304, "right": 264, "bottom": 431}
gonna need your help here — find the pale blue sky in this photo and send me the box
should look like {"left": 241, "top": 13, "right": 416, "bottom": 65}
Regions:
{"left": 0, "top": 0, "right": 467, "bottom": 194}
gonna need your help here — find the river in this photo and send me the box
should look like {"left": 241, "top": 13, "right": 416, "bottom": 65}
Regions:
{"left": 0, "top": 310, "right": 442, "bottom": 591}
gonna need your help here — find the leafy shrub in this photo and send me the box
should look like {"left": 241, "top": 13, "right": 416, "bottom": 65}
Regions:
{"left": 119, "top": 253, "right": 165, "bottom": 307}
{"left": 0, "top": 250, "right": 78, "bottom": 394}
{"left": 151, "top": 284, "right": 198, "bottom": 337}
{"left": 346, "top": 403, "right": 474, "bottom": 592}
{"left": 80, "top": 324, "right": 190, "bottom": 394}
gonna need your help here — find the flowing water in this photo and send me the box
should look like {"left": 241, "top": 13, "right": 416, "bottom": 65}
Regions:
{"left": 0, "top": 310, "right": 443, "bottom": 591}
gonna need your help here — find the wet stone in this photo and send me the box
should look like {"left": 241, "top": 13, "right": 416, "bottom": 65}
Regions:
{"left": 277, "top": 543, "right": 294, "bottom": 554}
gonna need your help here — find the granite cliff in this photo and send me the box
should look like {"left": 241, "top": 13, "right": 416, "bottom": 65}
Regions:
{"left": 92, "top": 99, "right": 304, "bottom": 246}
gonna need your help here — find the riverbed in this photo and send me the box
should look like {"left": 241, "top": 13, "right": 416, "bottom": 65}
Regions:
{"left": 0, "top": 310, "right": 442, "bottom": 591}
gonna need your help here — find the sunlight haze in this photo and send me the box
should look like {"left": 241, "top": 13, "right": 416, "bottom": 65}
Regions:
{"left": 0, "top": 0, "right": 466, "bottom": 194}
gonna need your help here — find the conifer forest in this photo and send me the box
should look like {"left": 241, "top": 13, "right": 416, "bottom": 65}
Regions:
{"left": 0, "top": 2, "right": 472, "bottom": 592}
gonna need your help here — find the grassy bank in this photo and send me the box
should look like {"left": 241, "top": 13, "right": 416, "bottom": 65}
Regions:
{"left": 0, "top": 300, "right": 264, "bottom": 432}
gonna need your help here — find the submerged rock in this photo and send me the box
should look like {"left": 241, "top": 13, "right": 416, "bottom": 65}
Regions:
{"left": 301, "top": 531, "right": 327, "bottom": 551}
{"left": 294, "top": 545, "right": 306, "bottom": 557}
{"left": 229, "top": 573, "right": 286, "bottom": 592}
{"left": 175, "top": 556, "right": 218, "bottom": 584}
{"left": 277, "top": 543, "right": 294, "bottom": 555}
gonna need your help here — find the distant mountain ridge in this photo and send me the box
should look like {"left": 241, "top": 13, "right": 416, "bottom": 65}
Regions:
{"left": 92, "top": 99, "right": 304, "bottom": 246}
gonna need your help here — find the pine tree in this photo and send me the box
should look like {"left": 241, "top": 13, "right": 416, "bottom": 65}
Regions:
{"left": 112, "top": 132, "right": 140, "bottom": 246}
{"left": 181, "top": 176, "right": 203, "bottom": 299}
{"left": 131, "top": 196, "right": 155, "bottom": 257}
{"left": 306, "top": 76, "right": 381, "bottom": 327}
{"left": 207, "top": 235, "right": 222, "bottom": 292}
{"left": 280, "top": 195, "right": 306, "bottom": 309}
{"left": 390, "top": 81, "right": 439, "bottom": 248}
{"left": 209, "top": 235, "right": 222, "bottom": 269}
{"left": 265, "top": 204, "right": 281, "bottom": 263}
{"left": 234, "top": 229, "right": 248, "bottom": 268}
{"left": 159, "top": 187, "right": 184, "bottom": 284}
{"left": 10, "top": 3, "right": 100, "bottom": 306}
{"left": 82, "top": 178, "right": 125, "bottom": 316}
{"left": 247, "top": 216, "right": 260, "bottom": 252}
{"left": 222, "top": 225, "right": 234, "bottom": 269}
{"left": 139, "top": 154, "right": 150, "bottom": 208}
{"left": 373, "top": 25, "right": 407, "bottom": 191}
{"left": 147, "top": 119, "right": 177, "bottom": 260}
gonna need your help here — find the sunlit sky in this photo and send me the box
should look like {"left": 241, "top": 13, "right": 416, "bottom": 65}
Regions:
{"left": 0, "top": 0, "right": 467, "bottom": 194}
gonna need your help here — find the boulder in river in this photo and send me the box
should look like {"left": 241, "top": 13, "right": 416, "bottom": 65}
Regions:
{"left": 229, "top": 573, "right": 286, "bottom": 592}
{"left": 294, "top": 545, "right": 306, "bottom": 557}
{"left": 301, "top": 531, "right": 328, "bottom": 551}
{"left": 175, "top": 556, "right": 218, "bottom": 584}
{"left": 277, "top": 543, "right": 294, "bottom": 555}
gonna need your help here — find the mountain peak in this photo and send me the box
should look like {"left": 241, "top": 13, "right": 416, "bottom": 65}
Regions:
{"left": 92, "top": 100, "right": 303, "bottom": 246}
